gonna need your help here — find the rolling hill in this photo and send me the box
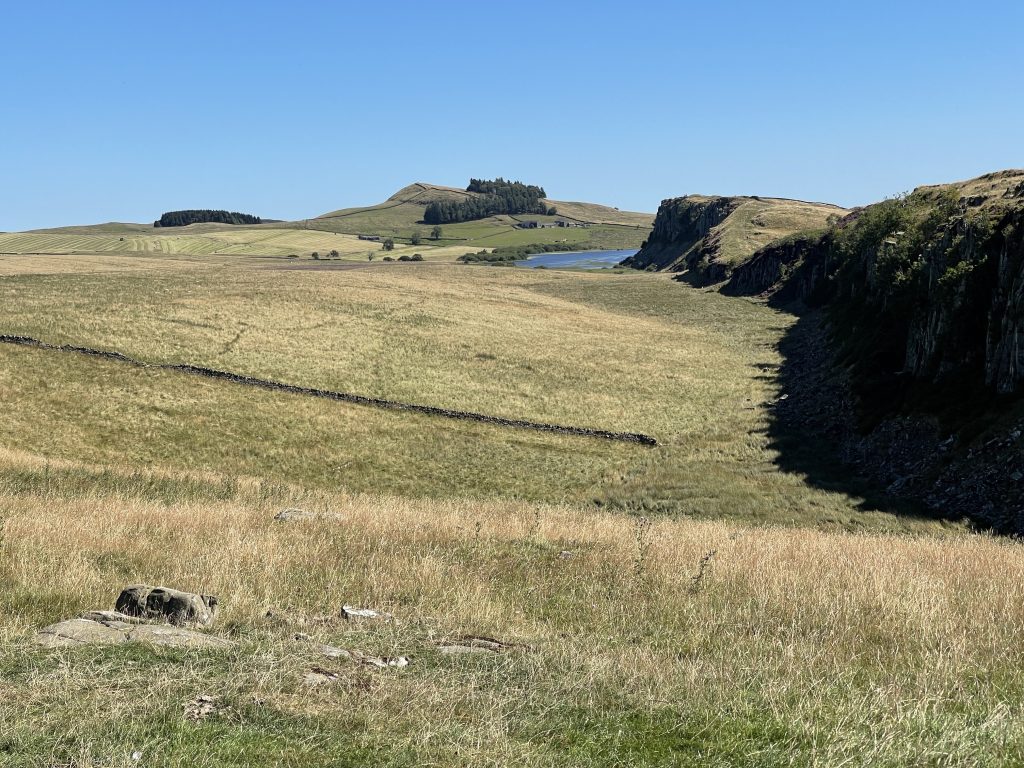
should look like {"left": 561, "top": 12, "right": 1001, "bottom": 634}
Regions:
{"left": 306, "top": 182, "right": 653, "bottom": 249}
{"left": 0, "top": 183, "right": 653, "bottom": 258}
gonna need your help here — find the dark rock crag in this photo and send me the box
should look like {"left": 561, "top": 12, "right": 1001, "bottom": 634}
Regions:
{"left": 622, "top": 196, "right": 741, "bottom": 279}
{"left": 624, "top": 194, "right": 843, "bottom": 286}
{"left": 726, "top": 170, "right": 1024, "bottom": 530}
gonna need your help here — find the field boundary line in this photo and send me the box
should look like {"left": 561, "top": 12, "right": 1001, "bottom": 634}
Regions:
{"left": 0, "top": 335, "right": 659, "bottom": 447}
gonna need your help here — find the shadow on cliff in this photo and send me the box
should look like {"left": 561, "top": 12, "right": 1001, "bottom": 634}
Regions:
{"left": 762, "top": 307, "right": 960, "bottom": 524}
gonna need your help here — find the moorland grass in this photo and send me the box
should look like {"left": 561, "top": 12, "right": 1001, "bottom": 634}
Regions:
{"left": 0, "top": 249, "right": 1007, "bottom": 766}
{"left": 0, "top": 448, "right": 1020, "bottom": 766}
{"left": 0, "top": 257, "right": 938, "bottom": 530}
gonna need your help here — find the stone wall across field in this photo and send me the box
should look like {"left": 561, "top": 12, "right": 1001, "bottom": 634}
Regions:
{"left": 0, "top": 335, "right": 658, "bottom": 447}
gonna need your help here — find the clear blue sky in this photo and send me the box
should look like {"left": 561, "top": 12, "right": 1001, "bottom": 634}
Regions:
{"left": 2, "top": 1, "right": 1022, "bottom": 230}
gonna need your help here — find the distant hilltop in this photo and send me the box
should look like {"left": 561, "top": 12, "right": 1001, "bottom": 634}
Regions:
{"left": 6, "top": 179, "right": 653, "bottom": 253}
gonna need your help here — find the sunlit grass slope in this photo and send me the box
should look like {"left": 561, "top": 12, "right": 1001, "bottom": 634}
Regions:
{"left": 0, "top": 448, "right": 1019, "bottom": 766}
{"left": 0, "top": 248, "right": 1009, "bottom": 766}
{"left": 0, "top": 254, "right": 939, "bottom": 530}
{"left": 0, "top": 227, "right": 464, "bottom": 261}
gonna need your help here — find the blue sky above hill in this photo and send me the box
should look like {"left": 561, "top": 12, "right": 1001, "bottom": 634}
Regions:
{"left": 2, "top": 0, "right": 1022, "bottom": 229}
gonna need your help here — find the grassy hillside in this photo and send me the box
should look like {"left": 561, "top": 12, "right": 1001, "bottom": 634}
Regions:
{"left": 2, "top": 447, "right": 1021, "bottom": 766}
{"left": 3, "top": 183, "right": 653, "bottom": 256}
{"left": 309, "top": 182, "right": 652, "bottom": 249}
{"left": 0, "top": 227, "right": 469, "bottom": 261}
{"left": 0, "top": 252, "right": 934, "bottom": 529}
{"left": 5, "top": 249, "right": 1011, "bottom": 765}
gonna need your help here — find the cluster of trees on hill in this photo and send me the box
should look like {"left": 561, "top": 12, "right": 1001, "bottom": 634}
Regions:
{"left": 154, "top": 210, "right": 262, "bottom": 228}
{"left": 423, "top": 179, "right": 552, "bottom": 225}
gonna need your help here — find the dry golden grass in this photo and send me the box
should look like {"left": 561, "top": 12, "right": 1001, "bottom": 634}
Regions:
{"left": 0, "top": 256, "right": 941, "bottom": 528}
{"left": 705, "top": 197, "right": 845, "bottom": 268}
{"left": 1, "top": 446, "right": 1022, "bottom": 765}
{"left": 0, "top": 250, "right": 1003, "bottom": 764}
{"left": 0, "top": 227, "right": 476, "bottom": 262}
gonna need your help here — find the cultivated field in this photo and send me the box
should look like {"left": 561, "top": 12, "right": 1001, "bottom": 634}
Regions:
{"left": 4, "top": 251, "right": 1017, "bottom": 766}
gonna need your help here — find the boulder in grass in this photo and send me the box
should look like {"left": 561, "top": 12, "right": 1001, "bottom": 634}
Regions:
{"left": 116, "top": 585, "right": 219, "bottom": 627}
{"left": 36, "top": 612, "right": 233, "bottom": 650}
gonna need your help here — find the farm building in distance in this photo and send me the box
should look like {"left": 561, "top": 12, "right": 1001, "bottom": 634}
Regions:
{"left": 515, "top": 220, "right": 590, "bottom": 230}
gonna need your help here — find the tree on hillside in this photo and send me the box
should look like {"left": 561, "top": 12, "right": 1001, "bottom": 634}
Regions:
{"left": 382, "top": 238, "right": 395, "bottom": 251}
{"left": 410, "top": 231, "right": 422, "bottom": 246}
{"left": 431, "top": 225, "right": 443, "bottom": 240}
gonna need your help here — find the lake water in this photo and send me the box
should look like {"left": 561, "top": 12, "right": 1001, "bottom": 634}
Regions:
{"left": 516, "top": 249, "right": 638, "bottom": 270}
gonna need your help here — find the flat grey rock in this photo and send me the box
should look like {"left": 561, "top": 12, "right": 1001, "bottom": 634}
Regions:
{"left": 129, "top": 624, "right": 233, "bottom": 649}
{"left": 318, "top": 643, "right": 409, "bottom": 668}
{"left": 37, "top": 618, "right": 129, "bottom": 647}
{"left": 80, "top": 610, "right": 148, "bottom": 624}
{"left": 36, "top": 614, "right": 233, "bottom": 650}
{"left": 274, "top": 508, "right": 316, "bottom": 522}
{"left": 303, "top": 668, "right": 342, "bottom": 686}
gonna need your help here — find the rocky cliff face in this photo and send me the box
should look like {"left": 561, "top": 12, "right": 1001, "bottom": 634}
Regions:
{"left": 625, "top": 194, "right": 844, "bottom": 285}
{"left": 720, "top": 234, "right": 831, "bottom": 303}
{"left": 726, "top": 170, "right": 1024, "bottom": 401}
{"left": 725, "top": 170, "right": 1024, "bottom": 530}
{"left": 622, "top": 196, "right": 740, "bottom": 277}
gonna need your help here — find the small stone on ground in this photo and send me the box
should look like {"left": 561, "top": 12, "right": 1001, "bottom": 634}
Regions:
{"left": 342, "top": 605, "right": 393, "bottom": 622}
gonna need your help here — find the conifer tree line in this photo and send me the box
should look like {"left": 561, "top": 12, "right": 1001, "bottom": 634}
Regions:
{"left": 423, "top": 179, "right": 550, "bottom": 225}
{"left": 154, "top": 210, "right": 262, "bottom": 227}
